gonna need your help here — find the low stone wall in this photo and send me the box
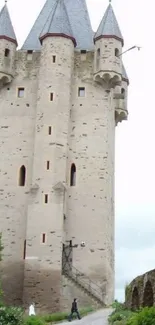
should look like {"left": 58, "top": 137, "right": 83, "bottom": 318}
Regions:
{"left": 125, "top": 269, "right": 155, "bottom": 310}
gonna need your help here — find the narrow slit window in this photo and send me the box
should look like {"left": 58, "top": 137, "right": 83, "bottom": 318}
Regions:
{"left": 18, "top": 88, "right": 25, "bottom": 98}
{"left": 52, "top": 56, "right": 56, "bottom": 63}
{"left": 50, "top": 93, "right": 54, "bottom": 101}
{"left": 48, "top": 126, "right": 52, "bottom": 135}
{"left": 96, "top": 48, "right": 100, "bottom": 69}
{"left": 44, "top": 194, "right": 48, "bottom": 204}
{"left": 42, "top": 233, "right": 46, "bottom": 244}
{"left": 78, "top": 87, "right": 85, "bottom": 97}
{"left": 19, "top": 165, "right": 26, "bottom": 186}
{"left": 23, "top": 240, "right": 26, "bottom": 259}
{"left": 70, "top": 163, "right": 76, "bottom": 186}
{"left": 5, "top": 48, "right": 10, "bottom": 57}
{"left": 47, "top": 161, "right": 50, "bottom": 170}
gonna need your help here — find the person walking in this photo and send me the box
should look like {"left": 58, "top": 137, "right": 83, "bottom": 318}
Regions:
{"left": 68, "top": 298, "right": 81, "bottom": 321}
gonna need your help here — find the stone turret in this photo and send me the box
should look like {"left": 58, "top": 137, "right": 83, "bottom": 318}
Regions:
{"left": 0, "top": 4, "right": 17, "bottom": 87}
{"left": 93, "top": 3, "right": 123, "bottom": 87}
{"left": 23, "top": 0, "right": 76, "bottom": 310}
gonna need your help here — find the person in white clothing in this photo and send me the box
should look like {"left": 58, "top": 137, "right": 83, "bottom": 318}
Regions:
{"left": 29, "top": 303, "right": 36, "bottom": 316}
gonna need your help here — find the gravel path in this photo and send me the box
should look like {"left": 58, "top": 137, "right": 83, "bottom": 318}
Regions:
{"left": 62, "top": 308, "right": 112, "bottom": 325}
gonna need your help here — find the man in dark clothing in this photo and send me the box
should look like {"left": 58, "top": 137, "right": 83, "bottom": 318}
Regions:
{"left": 68, "top": 298, "right": 81, "bottom": 321}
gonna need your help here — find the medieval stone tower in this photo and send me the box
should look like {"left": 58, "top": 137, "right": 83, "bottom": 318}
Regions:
{"left": 0, "top": 0, "right": 129, "bottom": 312}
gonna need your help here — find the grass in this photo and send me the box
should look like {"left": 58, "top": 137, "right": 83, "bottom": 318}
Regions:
{"left": 24, "top": 306, "right": 95, "bottom": 325}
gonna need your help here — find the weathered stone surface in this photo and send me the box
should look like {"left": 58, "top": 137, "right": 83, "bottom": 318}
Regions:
{"left": 125, "top": 269, "right": 155, "bottom": 310}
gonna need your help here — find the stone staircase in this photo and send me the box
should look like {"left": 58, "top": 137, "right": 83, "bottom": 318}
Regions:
{"left": 63, "top": 266, "right": 105, "bottom": 307}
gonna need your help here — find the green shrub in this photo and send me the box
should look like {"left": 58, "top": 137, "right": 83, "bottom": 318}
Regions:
{"left": 111, "top": 301, "right": 126, "bottom": 312}
{"left": 113, "top": 321, "right": 128, "bottom": 325}
{"left": 0, "top": 306, "right": 24, "bottom": 325}
{"left": 127, "top": 307, "right": 155, "bottom": 325}
{"left": 109, "top": 310, "right": 134, "bottom": 324}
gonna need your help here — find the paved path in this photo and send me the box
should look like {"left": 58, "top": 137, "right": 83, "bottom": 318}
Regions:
{"left": 62, "top": 308, "right": 112, "bottom": 325}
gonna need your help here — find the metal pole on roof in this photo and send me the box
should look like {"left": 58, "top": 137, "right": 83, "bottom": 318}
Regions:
{"left": 119, "top": 46, "right": 141, "bottom": 57}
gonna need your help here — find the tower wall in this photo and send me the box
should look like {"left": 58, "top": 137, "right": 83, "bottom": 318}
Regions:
{"left": 23, "top": 37, "right": 74, "bottom": 312}
{"left": 0, "top": 51, "right": 39, "bottom": 305}
{"left": 65, "top": 51, "right": 115, "bottom": 305}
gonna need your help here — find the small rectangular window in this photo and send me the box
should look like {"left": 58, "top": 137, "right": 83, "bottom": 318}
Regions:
{"left": 50, "top": 93, "right": 54, "bottom": 101}
{"left": 78, "top": 87, "right": 85, "bottom": 97}
{"left": 18, "top": 88, "right": 25, "bottom": 98}
{"left": 5, "top": 48, "right": 10, "bottom": 57}
{"left": 52, "top": 56, "right": 56, "bottom": 63}
{"left": 42, "top": 233, "right": 46, "bottom": 244}
{"left": 44, "top": 194, "right": 48, "bottom": 204}
{"left": 47, "top": 161, "right": 50, "bottom": 170}
{"left": 27, "top": 50, "right": 33, "bottom": 61}
{"left": 81, "top": 50, "right": 87, "bottom": 61}
{"left": 48, "top": 126, "right": 52, "bottom": 135}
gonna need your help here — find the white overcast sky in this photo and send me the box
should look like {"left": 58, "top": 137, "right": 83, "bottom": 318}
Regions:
{"left": 2, "top": 0, "right": 155, "bottom": 302}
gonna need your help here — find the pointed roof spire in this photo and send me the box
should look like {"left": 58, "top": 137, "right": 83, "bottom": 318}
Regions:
{"left": 40, "top": 0, "right": 76, "bottom": 46}
{"left": 22, "top": 0, "right": 93, "bottom": 51}
{"left": 0, "top": 3, "right": 17, "bottom": 46}
{"left": 94, "top": 3, "right": 124, "bottom": 46}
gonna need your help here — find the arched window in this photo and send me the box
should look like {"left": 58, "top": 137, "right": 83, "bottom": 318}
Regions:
{"left": 19, "top": 165, "right": 26, "bottom": 186}
{"left": 70, "top": 163, "right": 76, "bottom": 186}
{"left": 96, "top": 48, "right": 100, "bottom": 70}
{"left": 132, "top": 287, "right": 139, "bottom": 311}
{"left": 115, "top": 48, "right": 119, "bottom": 57}
{"left": 143, "top": 280, "right": 153, "bottom": 307}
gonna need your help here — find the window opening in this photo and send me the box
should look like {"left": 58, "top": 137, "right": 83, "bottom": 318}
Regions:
{"left": 44, "top": 194, "right": 48, "bottom": 204}
{"left": 5, "top": 48, "right": 10, "bottom": 57}
{"left": 81, "top": 50, "right": 87, "bottom": 54}
{"left": 23, "top": 240, "right": 26, "bottom": 259}
{"left": 50, "top": 93, "right": 54, "bottom": 101}
{"left": 42, "top": 233, "right": 46, "bottom": 243}
{"left": 70, "top": 163, "right": 76, "bottom": 186}
{"left": 18, "top": 88, "right": 25, "bottom": 98}
{"left": 47, "top": 161, "right": 50, "bottom": 170}
{"left": 96, "top": 48, "right": 100, "bottom": 69}
{"left": 48, "top": 126, "right": 52, "bottom": 135}
{"left": 19, "top": 165, "right": 26, "bottom": 186}
{"left": 27, "top": 50, "right": 33, "bottom": 61}
{"left": 78, "top": 87, "right": 85, "bottom": 97}
{"left": 115, "top": 48, "right": 119, "bottom": 57}
{"left": 52, "top": 56, "right": 56, "bottom": 63}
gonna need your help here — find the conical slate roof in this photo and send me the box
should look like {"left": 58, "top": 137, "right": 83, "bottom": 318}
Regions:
{"left": 40, "top": 0, "right": 76, "bottom": 46}
{"left": 94, "top": 4, "right": 123, "bottom": 45}
{"left": 22, "top": 0, "right": 93, "bottom": 50}
{"left": 0, "top": 4, "right": 17, "bottom": 46}
{"left": 122, "top": 64, "right": 129, "bottom": 84}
